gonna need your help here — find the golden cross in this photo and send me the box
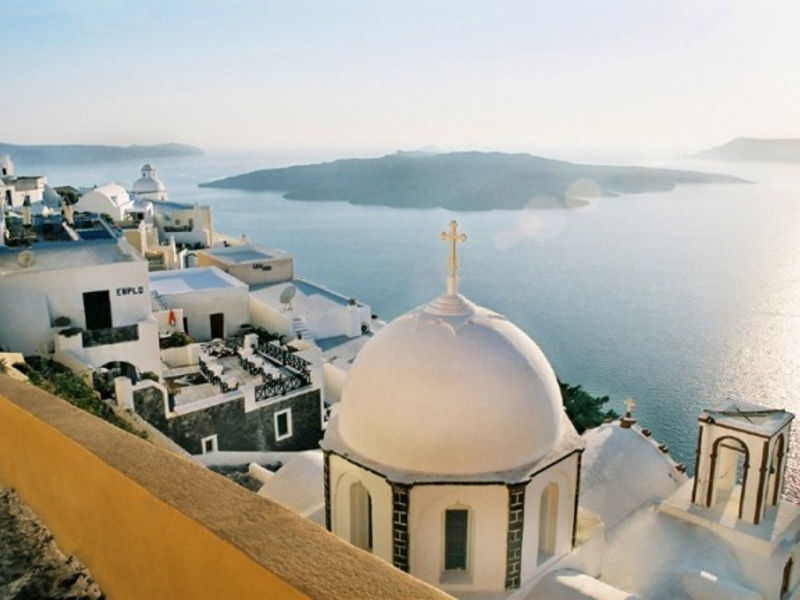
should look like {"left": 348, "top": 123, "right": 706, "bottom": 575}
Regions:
{"left": 440, "top": 220, "right": 467, "bottom": 295}
{"left": 624, "top": 398, "right": 636, "bottom": 416}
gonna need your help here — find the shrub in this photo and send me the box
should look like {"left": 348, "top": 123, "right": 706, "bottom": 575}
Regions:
{"left": 560, "top": 381, "right": 618, "bottom": 434}
{"left": 159, "top": 331, "right": 193, "bottom": 349}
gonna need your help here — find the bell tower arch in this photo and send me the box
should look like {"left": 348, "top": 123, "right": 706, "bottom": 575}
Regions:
{"left": 692, "top": 401, "right": 793, "bottom": 525}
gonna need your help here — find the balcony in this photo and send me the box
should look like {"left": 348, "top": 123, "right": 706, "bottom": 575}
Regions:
{"left": 82, "top": 324, "right": 139, "bottom": 348}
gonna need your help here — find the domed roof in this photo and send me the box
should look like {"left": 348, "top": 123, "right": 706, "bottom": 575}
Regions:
{"left": 132, "top": 164, "right": 166, "bottom": 194}
{"left": 580, "top": 422, "right": 686, "bottom": 529}
{"left": 335, "top": 292, "right": 565, "bottom": 476}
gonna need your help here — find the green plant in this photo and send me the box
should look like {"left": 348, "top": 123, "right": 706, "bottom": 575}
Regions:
{"left": 159, "top": 330, "right": 193, "bottom": 349}
{"left": 21, "top": 357, "right": 148, "bottom": 439}
{"left": 560, "top": 381, "right": 618, "bottom": 434}
{"left": 53, "top": 316, "right": 71, "bottom": 327}
{"left": 140, "top": 371, "right": 159, "bottom": 382}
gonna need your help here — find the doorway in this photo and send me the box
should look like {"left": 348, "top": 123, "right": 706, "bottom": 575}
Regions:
{"left": 83, "top": 290, "right": 112, "bottom": 330}
{"left": 209, "top": 312, "right": 225, "bottom": 339}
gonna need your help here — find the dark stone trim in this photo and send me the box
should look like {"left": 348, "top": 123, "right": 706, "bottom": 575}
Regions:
{"left": 505, "top": 484, "right": 526, "bottom": 590}
{"left": 391, "top": 483, "right": 411, "bottom": 572}
{"left": 323, "top": 450, "right": 331, "bottom": 531}
{"left": 772, "top": 433, "right": 786, "bottom": 505}
{"left": 571, "top": 451, "right": 582, "bottom": 548}
{"left": 691, "top": 425, "right": 704, "bottom": 504}
{"left": 755, "top": 439, "right": 769, "bottom": 525}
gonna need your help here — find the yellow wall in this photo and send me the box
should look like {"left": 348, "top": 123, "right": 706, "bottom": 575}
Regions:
{"left": 0, "top": 375, "right": 450, "bottom": 600}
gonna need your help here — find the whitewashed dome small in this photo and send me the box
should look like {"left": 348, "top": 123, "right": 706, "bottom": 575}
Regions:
{"left": 132, "top": 164, "right": 166, "bottom": 194}
{"left": 337, "top": 292, "right": 564, "bottom": 476}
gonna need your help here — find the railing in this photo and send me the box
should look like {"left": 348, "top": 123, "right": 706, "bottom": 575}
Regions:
{"left": 82, "top": 324, "right": 139, "bottom": 348}
{"left": 254, "top": 375, "right": 307, "bottom": 401}
{"left": 258, "top": 341, "right": 310, "bottom": 374}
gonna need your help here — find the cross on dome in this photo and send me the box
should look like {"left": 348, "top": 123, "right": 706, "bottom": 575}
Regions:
{"left": 624, "top": 398, "right": 636, "bottom": 416}
{"left": 440, "top": 220, "right": 467, "bottom": 296}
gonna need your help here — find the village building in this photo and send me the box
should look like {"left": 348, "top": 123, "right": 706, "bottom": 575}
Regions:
{"left": 197, "top": 244, "right": 294, "bottom": 286}
{"left": 125, "top": 333, "right": 324, "bottom": 456}
{"left": 1, "top": 154, "right": 46, "bottom": 207}
{"left": 0, "top": 238, "right": 161, "bottom": 378}
{"left": 131, "top": 163, "right": 168, "bottom": 202}
{"left": 149, "top": 266, "right": 250, "bottom": 341}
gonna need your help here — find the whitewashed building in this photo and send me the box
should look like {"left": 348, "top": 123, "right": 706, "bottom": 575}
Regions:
{"left": 77, "top": 183, "right": 142, "bottom": 222}
{"left": 1, "top": 154, "right": 46, "bottom": 207}
{"left": 132, "top": 164, "right": 168, "bottom": 202}
{"left": 197, "top": 244, "right": 293, "bottom": 286}
{"left": 0, "top": 239, "right": 161, "bottom": 376}
{"left": 149, "top": 266, "right": 250, "bottom": 341}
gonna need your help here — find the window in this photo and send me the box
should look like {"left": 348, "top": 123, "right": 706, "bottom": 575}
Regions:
{"left": 350, "top": 482, "right": 373, "bottom": 551}
{"left": 444, "top": 509, "right": 469, "bottom": 571}
{"left": 201, "top": 434, "right": 218, "bottom": 454}
{"left": 274, "top": 408, "right": 292, "bottom": 441}
{"left": 538, "top": 483, "right": 558, "bottom": 564}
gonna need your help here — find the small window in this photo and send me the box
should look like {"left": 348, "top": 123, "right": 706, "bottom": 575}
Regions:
{"left": 201, "top": 434, "right": 218, "bottom": 454}
{"left": 444, "top": 508, "right": 469, "bottom": 571}
{"left": 274, "top": 408, "right": 292, "bottom": 441}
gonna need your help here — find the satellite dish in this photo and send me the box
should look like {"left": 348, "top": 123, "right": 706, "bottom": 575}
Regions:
{"left": 17, "top": 250, "right": 36, "bottom": 268}
{"left": 279, "top": 285, "right": 296, "bottom": 311}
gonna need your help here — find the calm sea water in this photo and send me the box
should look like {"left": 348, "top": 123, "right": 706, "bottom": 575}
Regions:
{"left": 28, "top": 153, "right": 800, "bottom": 498}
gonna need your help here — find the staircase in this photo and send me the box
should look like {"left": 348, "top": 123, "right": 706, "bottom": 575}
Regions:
{"left": 290, "top": 316, "right": 314, "bottom": 342}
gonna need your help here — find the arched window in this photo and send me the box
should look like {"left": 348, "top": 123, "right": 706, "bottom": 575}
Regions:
{"left": 444, "top": 507, "right": 469, "bottom": 571}
{"left": 349, "top": 482, "right": 373, "bottom": 551}
{"left": 538, "top": 482, "right": 558, "bottom": 565}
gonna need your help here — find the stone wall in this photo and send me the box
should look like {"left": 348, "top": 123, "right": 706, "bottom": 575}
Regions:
{"left": 134, "top": 387, "right": 322, "bottom": 455}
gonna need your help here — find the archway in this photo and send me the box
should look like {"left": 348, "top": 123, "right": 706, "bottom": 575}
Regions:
{"left": 538, "top": 482, "right": 558, "bottom": 565}
{"left": 706, "top": 436, "right": 749, "bottom": 517}
{"left": 95, "top": 361, "right": 140, "bottom": 397}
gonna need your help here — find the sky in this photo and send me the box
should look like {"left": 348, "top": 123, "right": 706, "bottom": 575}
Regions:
{"left": 3, "top": 1, "right": 800, "bottom": 161}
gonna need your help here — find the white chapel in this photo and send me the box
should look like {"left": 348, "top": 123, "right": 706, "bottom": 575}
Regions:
{"left": 261, "top": 221, "right": 800, "bottom": 600}
{"left": 321, "top": 221, "right": 584, "bottom": 595}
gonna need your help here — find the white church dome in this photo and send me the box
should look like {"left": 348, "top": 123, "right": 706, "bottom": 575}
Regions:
{"left": 132, "top": 163, "right": 166, "bottom": 194}
{"left": 337, "top": 292, "right": 565, "bottom": 476}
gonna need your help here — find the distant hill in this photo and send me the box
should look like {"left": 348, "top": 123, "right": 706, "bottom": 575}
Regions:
{"left": 695, "top": 137, "right": 800, "bottom": 163}
{"left": 0, "top": 143, "right": 203, "bottom": 166}
{"left": 200, "top": 151, "right": 746, "bottom": 211}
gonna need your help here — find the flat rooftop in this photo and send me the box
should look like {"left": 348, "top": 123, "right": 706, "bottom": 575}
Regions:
{"left": 201, "top": 244, "right": 291, "bottom": 265}
{"left": 0, "top": 240, "right": 139, "bottom": 276}
{"left": 150, "top": 266, "right": 247, "bottom": 296}
{"left": 250, "top": 277, "right": 362, "bottom": 315}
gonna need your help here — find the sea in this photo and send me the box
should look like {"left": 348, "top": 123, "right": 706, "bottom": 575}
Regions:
{"left": 22, "top": 151, "right": 800, "bottom": 499}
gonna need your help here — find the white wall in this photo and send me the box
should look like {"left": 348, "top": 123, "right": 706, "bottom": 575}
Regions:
{"left": 249, "top": 297, "right": 292, "bottom": 337}
{"left": 0, "top": 255, "right": 151, "bottom": 356}
{"left": 160, "top": 287, "right": 250, "bottom": 342}
{"left": 520, "top": 453, "right": 580, "bottom": 584}
{"left": 328, "top": 454, "right": 394, "bottom": 564}
{"left": 54, "top": 318, "right": 161, "bottom": 376}
{"left": 409, "top": 484, "right": 509, "bottom": 594}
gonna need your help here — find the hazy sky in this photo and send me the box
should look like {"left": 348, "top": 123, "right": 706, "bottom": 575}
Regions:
{"left": 3, "top": 1, "right": 799, "bottom": 159}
